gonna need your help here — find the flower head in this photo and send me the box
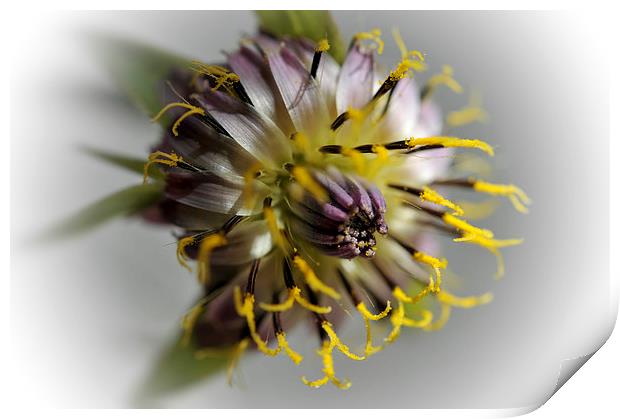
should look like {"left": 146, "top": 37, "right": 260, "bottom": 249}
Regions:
{"left": 143, "top": 29, "right": 528, "bottom": 389}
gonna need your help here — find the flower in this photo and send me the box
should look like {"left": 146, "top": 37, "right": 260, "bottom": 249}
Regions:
{"left": 141, "top": 29, "right": 529, "bottom": 389}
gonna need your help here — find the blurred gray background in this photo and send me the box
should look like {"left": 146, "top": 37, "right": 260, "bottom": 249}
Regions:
{"left": 11, "top": 11, "right": 611, "bottom": 409}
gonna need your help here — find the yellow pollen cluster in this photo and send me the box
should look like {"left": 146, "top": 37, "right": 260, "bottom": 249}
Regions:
{"left": 316, "top": 38, "right": 331, "bottom": 52}
{"left": 143, "top": 151, "right": 183, "bottom": 184}
{"left": 151, "top": 102, "right": 206, "bottom": 137}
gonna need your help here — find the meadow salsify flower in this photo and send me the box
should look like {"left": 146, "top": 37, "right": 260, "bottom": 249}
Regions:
{"left": 141, "top": 29, "right": 529, "bottom": 389}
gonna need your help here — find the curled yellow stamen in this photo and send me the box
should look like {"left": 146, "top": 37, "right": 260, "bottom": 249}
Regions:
{"left": 354, "top": 29, "right": 384, "bottom": 54}
{"left": 423, "top": 304, "right": 452, "bottom": 332}
{"left": 425, "top": 65, "right": 463, "bottom": 96}
{"left": 356, "top": 301, "right": 392, "bottom": 321}
{"left": 454, "top": 233, "right": 523, "bottom": 278}
{"left": 322, "top": 321, "right": 365, "bottom": 361}
{"left": 143, "top": 151, "right": 183, "bottom": 184}
{"left": 197, "top": 232, "right": 227, "bottom": 285}
{"left": 447, "top": 92, "right": 488, "bottom": 127}
{"left": 393, "top": 285, "right": 433, "bottom": 306}
{"left": 388, "top": 57, "right": 426, "bottom": 81}
{"left": 413, "top": 251, "right": 447, "bottom": 289}
{"left": 391, "top": 28, "right": 427, "bottom": 73}
{"left": 259, "top": 287, "right": 332, "bottom": 314}
{"left": 357, "top": 301, "right": 392, "bottom": 356}
{"left": 291, "top": 166, "right": 328, "bottom": 203}
{"left": 226, "top": 338, "right": 249, "bottom": 386}
{"left": 420, "top": 186, "right": 464, "bottom": 216}
{"left": 406, "top": 136, "right": 494, "bottom": 156}
{"left": 302, "top": 341, "right": 351, "bottom": 389}
{"left": 293, "top": 256, "right": 341, "bottom": 300}
{"left": 276, "top": 332, "right": 304, "bottom": 365}
{"left": 443, "top": 213, "right": 494, "bottom": 239}
{"left": 384, "top": 301, "right": 405, "bottom": 344}
{"left": 176, "top": 236, "right": 195, "bottom": 272}
{"left": 316, "top": 38, "right": 330, "bottom": 52}
{"left": 401, "top": 309, "right": 433, "bottom": 328}
{"left": 472, "top": 180, "right": 532, "bottom": 214}
{"left": 438, "top": 290, "right": 493, "bottom": 308}
{"left": 233, "top": 287, "right": 279, "bottom": 356}
{"left": 180, "top": 298, "right": 206, "bottom": 347}
{"left": 151, "top": 102, "right": 206, "bottom": 137}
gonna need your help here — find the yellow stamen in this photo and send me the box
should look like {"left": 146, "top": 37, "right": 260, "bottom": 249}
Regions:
{"left": 388, "top": 57, "right": 426, "bottom": 81}
{"left": 197, "top": 232, "right": 227, "bottom": 285}
{"left": 413, "top": 251, "right": 448, "bottom": 289}
{"left": 457, "top": 199, "right": 500, "bottom": 221}
{"left": 263, "top": 205, "right": 288, "bottom": 253}
{"left": 356, "top": 301, "right": 391, "bottom": 356}
{"left": 425, "top": 65, "right": 463, "bottom": 96}
{"left": 384, "top": 301, "right": 405, "bottom": 344}
{"left": 191, "top": 62, "right": 240, "bottom": 94}
{"left": 341, "top": 147, "right": 366, "bottom": 174}
{"left": 447, "top": 101, "right": 488, "bottom": 127}
{"left": 406, "top": 136, "right": 494, "bottom": 156}
{"left": 233, "top": 287, "right": 280, "bottom": 356}
{"left": 291, "top": 132, "right": 311, "bottom": 156}
{"left": 443, "top": 213, "right": 494, "bottom": 239}
{"left": 472, "top": 180, "right": 532, "bottom": 214}
{"left": 393, "top": 285, "right": 434, "bottom": 306}
{"left": 438, "top": 290, "right": 493, "bottom": 308}
{"left": 354, "top": 29, "right": 384, "bottom": 54}
{"left": 292, "top": 256, "right": 341, "bottom": 300}
{"left": 180, "top": 298, "right": 206, "bottom": 347}
{"left": 291, "top": 166, "right": 328, "bottom": 203}
{"left": 226, "top": 338, "right": 249, "bottom": 386}
{"left": 391, "top": 28, "right": 427, "bottom": 68}
{"left": 322, "top": 321, "right": 365, "bottom": 361}
{"left": 276, "top": 332, "right": 304, "bottom": 365}
{"left": 423, "top": 304, "right": 452, "bottom": 332}
{"left": 176, "top": 236, "right": 195, "bottom": 272}
{"left": 316, "top": 38, "right": 330, "bottom": 52}
{"left": 401, "top": 308, "right": 433, "bottom": 328}
{"left": 258, "top": 286, "right": 333, "bottom": 314}
{"left": 242, "top": 162, "right": 262, "bottom": 211}
{"left": 420, "top": 186, "right": 464, "bottom": 216}
{"left": 454, "top": 233, "right": 523, "bottom": 278}
{"left": 151, "top": 102, "right": 206, "bottom": 137}
{"left": 143, "top": 151, "right": 183, "bottom": 184}
{"left": 302, "top": 341, "right": 351, "bottom": 389}
{"left": 356, "top": 301, "right": 392, "bottom": 321}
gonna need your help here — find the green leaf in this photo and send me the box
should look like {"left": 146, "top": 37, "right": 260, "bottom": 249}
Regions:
{"left": 92, "top": 35, "right": 192, "bottom": 117}
{"left": 46, "top": 183, "right": 164, "bottom": 239}
{"left": 134, "top": 338, "right": 230, "bottom": 406}
{"left": 256, "top": 11, "right": 346, "bottom": 64}
{"left": 81, "top": 146, "right": 148, "bottom": 176}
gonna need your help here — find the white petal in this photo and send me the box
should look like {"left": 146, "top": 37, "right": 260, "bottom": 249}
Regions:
{"left": 336, "top": 44, "right": 375, "bottom": 113}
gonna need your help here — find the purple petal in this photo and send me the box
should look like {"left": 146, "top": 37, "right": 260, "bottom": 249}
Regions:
{"left": 336, "top": 43, "right": 375, "bottom": 113}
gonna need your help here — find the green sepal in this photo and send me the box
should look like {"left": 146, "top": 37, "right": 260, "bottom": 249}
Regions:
{"left": 46, "top": 182, "right": 164, "bottom": 239}
{"left": 256, "top": 10, "right": 346, "bottom": 63}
